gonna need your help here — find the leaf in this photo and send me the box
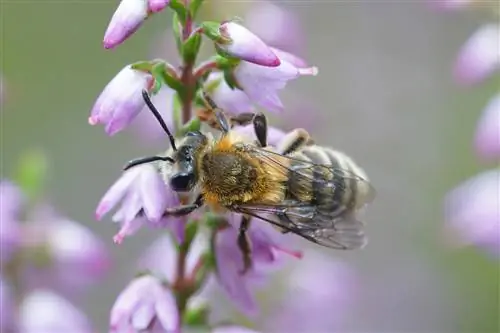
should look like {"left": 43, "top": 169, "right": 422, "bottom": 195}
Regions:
{"left": 182, "top": 32, "right": 202, "bottom": 64}
{"left": 15, "top": 149, "right": 48, "bottom": 200}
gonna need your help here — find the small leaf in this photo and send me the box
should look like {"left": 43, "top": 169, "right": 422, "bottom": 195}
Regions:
{"left": 15, "top": 149, "right": 48, "bottom": 200}
{"left": 178, "top": 117, "right": 201, "bottom": 136}
{"left": 182, "top": 32, "right": 202, "bottom": 64}
{"left": 169, "top": 0, "right": 187, "bottom": 24}
{"left": 189, "top": 0, "right": 204, "bottom": 18}
{"left": 183, "top": 304, "right": 210, "bottom": 327}
{"left": 223, "top": 69, "right": 240, "bottom": 90}
{"left": 151, "top": 62, "right": 184, "bottom": 93}
{"left": 214, "top": 54, "right": 240, "bottom": 70}
{"left": 172, "top": 13, "right": 183, "bottom": 54}
{"left": 178, "top": 220, "right": 199, "bottom": 252}
{"left": 200, "top": 21, "right": 230, "bottom": 44}
{"left": 130, "top": 60, "right": 154, "bottom": 72}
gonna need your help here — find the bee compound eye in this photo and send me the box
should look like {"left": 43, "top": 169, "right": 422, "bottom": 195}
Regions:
{"left": 170, "top": 172, "right": 195, "bottom": 191}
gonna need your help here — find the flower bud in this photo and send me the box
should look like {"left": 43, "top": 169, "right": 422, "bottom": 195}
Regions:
{"left": 103, "top": 0, "right": 149, "bottom": 49}
{"left": 217, "top": 22, "right": 280, "bottom": 67}
{"left": 148, "top": 0, "right": 170, "bottom": 13}
{"left": 89, "top": 65, "right": 153, "bottom": 136}
{"left": 474, "top": 94, "right": 500, "bottom": 161}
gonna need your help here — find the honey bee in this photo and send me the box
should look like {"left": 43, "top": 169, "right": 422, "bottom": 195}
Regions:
{"left": 125, "top": 90, "right": 376, "bottom": 273}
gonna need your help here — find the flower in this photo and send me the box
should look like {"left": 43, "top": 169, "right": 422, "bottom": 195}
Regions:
{"left": 233, "top": 48, "right": 318, "bottom": 113}
{"left": 244, "top": 1, "right": 304, "bottom": 54}
{"left": 444, "top": 170, "right": 500, "bottom": 257}
{"left": 214, "top": 213, "right": 302, "bottom": 316}
{"left": 205, "top": 72, "right": 255, "bottom": 115}
{"left": 217, "top": 21, "right": 280, "bottom": 67}
{"left": 89, "top": 65, "right": 154, "bottom": 136}
{"left": 148, "top": 0, "right": 170, "bottom": 13}
{"left": 19, "top": 289, "right": 93, "bottom": 333}
{"left": 213, "top": 326, "right": 261, "bottom": 333}
{"left": 103, "top": 0, "right": 149, "bottom": 49}
{"left": 0, "top": 180, "right": 23, "bottom": 263}
{"left": 95, "top": 163, "right": 184, "bottom": 243}
{"left": 233, "top": 123, "right": 286, "bottom": 147}
{"left": 453, "top": 23, "right": 500, "bottom": 85}
{"left": 0, "top": 279, "right": 15, "bottom": 332}
{"left": 428, "top": 0, "right": 474, "bottom": 11}
{"left": 110, "top": 275, "right": 180, "bottom": 333}
{"left": 265, "top": 252, "right": 358, "bottom": 332}
{"left": 474, "top": 94, "right": 500, "bottom": 161}
{"left": 21, "top": 204, "right": 111, "bottom": 295}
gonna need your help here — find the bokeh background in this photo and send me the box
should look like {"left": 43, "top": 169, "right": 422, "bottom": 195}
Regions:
{"left": 2, "top": 0, "right": 499, "bottom": 332}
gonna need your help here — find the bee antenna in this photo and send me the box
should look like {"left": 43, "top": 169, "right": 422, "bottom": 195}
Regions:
{"left": 142, "top": 89, "right": 177, "bottom": 151}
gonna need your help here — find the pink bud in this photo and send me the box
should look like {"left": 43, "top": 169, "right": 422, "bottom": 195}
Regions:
{"left": 103, "top": 0, "right": 149, "bottom": 49}
{"left": 148, "top": 0, "right": 170, "bottom": 12}
{"left": 474, "top": 94, "right": 500, "bottom": 160}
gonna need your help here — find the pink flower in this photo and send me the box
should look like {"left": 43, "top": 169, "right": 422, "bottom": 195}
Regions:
{"left": 0, "top": 180, "right": 23, "bottom": 263}
{"left": 110, "top": 275, "right": 180, "bottom": 333}
{"left": 0, "top": 279, "right": 16, "bottom": 332}
{"left": 444, "top": 170, "right": 500, "bottom": 257}
{"left": 217, "top": 21, "right": 280, "bottom": 67}
{"left": 474, "top": 94, "right": 500, "bottom": 161}
{"left": 19, "top": 289, "right": 93, "bottom": 333}
{"left": 96, "top": 163, "right": 184, "bottom": 243}
{"left": 454, "top": 23, "right": 500, "bottom": 85}
{"left": 233, "top": 48, "right": 318, "bottom": 113}
{"left": 205, "top": 72, "right": 255, "bottom": 115}
{"left": 148, "top": 0, "right": 170, "bottom": 13}
{"left": 233, "top": 123, "right": 286, "bottom": 147}
{"left": 213, "top": 326, "right": 261, "bottom": 333}
{"left": 428, "top": 0, "right": 473, "bottom": 11}
{"left": 103, "top": 0, "right": 149, "bottom": 49}
{"left": 90, "top": 65, "right": 153, "bottom": 136}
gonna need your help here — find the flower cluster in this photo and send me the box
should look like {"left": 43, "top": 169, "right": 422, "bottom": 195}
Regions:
{"left": 0, "top": 151, "right": 111, "bottom": 332}
{"left": 89, "top": 0, "right": 322, "bottom": 332}
{"left": 438, "top": 3, "right": 500, "bottom": 258}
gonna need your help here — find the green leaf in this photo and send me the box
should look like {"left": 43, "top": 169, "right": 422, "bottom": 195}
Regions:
{"left": 178, "top": 220, "right": 199, "bottom": 252}
{"left": 178, "top": 117, "right": 201, "bottom": 136}
{"left": 172, "top": 13, "right": 183, "bottom": 55}
{"left": 173, "top": 92, "right": 182, "bottom": 133}
{"left": 183, "top": 304, "right": 210, "bottom": 327}
{"left": 214, "top": 54, "right": 240, "bottom": 70}
{"left": 223, "top": 69, "right": 240, "bottom": 90}
{"left": 189, "top": 0, "right": 204, "bottom": 18}
{"left": 169, "top": 0, "right": 187, "bottom": 24}
{"left": 200, "top": 21, "right": 230, "bottom": 44}
{"left": 15, "top": 149, "right": 48, "bottom": 200}
{"left": 130, "top": 60, "right": 153, "bottom": 72}
{"left": 151, "top": 62, "right": 184, "bottom": 93}
{"left": 182, "top": 32, "right": 202, "bottom": 64}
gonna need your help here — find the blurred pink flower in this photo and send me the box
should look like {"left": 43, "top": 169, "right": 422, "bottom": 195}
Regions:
{"left": 215, "top": 213, "right": 302, "bottom": 316}
{"left": 103, "top": 0, "right": 149, "bottom": 49}
{"left": 428, "top": 0, "right": 473, "bottom": 11}
{"left": 0, "top": 74, "right": 5, "bottom": 106}
{"left": 0, "top": 180, "right": 23, "bottom": 263}
{"left": 265, "top": 252, "right": 358, "bottom": 332}
{"left": 474, "top": 94, "right": 500, "bottom": 161}
{"left": 233, "top": 123, "right": 286, "bottom": 147}
{"left": 213, "top": 326, "right": 261, "bottom": 333}
{"left": 21, "top": 204, "right": 111, "bottom": 295}
{"left": 110, "top": 275, "right": 180, "bottom": 333}
{"left": 217, "top": 21, "right": 280, "bottom": 67}
{"left": 233, "top": 48, "right": 318, "bottom": 113}
{"left": 19, "top": 289, "right": 93, "bottom": 333}
{"left": 0, "top": 279, "right": 16, "bottom": 332}
{"left": 454, "top": 23, "right": 500, "bottom": 85}
{"left": 89, "top": 65, "right": 154, "bottom": 136}
{"left": 205, "top": 72, "right": 255, "bottom": 115}
{"left": 96, "top": 163, "right": 184, "bottom": 244}
{"left": 444, "top": 170, "right": 500, "bottom": 257}
{"left": 244, "top": 1, "right": 304, "bottom": 54}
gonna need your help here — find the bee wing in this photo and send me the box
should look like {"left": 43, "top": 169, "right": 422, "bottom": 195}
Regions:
{"left": 233, "top": 203, "right": 367, "bottom": 250}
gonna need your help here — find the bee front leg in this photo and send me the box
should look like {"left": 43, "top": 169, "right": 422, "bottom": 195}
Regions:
{"left": 162, "top": 194, "right": 204, "bottom": 217}
{"left": 237, "top": 215, "right": 253, "bottom": 275}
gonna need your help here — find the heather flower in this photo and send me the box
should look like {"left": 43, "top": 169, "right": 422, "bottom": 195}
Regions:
{"left": 205, "top": 72, "right": 255, "bottom": 115}
{"left": 217, "top": 21, "right": 280, "bottom": 67}
{"left": 95, "top": 163, "right": 184, "bottom": 243}
{"left": 233, "top": 49, "right": 318, "bottom": 113}
{"left": 0, "top": 279, "right": 15, "bottom": 332}
{"left": 148, "top": 0, "right": 170, "bottom": 13}
{"left": 474, "top": 94, "right": 500, "bottom": 160}
{"left": 19, "top": 289, "right": 93, "bottom": 333}
{"left": 110, "top": 275, "right": 180, "bottom": 333}
{"left": 215, "top": 213, "right": 302, "bottom": 316}
{"left": 89, "top": 65, "right": 153, "bottom": 136}
{"left": 453, "top": 23, "right": 500, "bottom": 85}
{"left": 103, "top": 0, "right": 149, "bottom": 49}
{"left": 0, "top": 180, "right": 23, "bottom": 263}
{"left": 233, "top": 123, "right": 286, "bottom": 147}
{"left": 22, "top": 204, "right": 111, "bottom": 294}
{"left": 244, "top": 1, "right": 304, "bottom": 54}
{"left": 213, "top": 326, "right": 261, "bottom": 333}
{"left": 265, "top": 252, "right": 357, "bottom": 332}
{"left": 444, "top": 170, "right": 500, "bottom": 257}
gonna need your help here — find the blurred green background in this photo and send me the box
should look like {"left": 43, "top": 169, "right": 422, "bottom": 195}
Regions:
{"left": 1, "top": 1, "right": 498, "bottom": 332}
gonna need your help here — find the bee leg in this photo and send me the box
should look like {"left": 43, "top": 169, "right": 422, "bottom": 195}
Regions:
{"left": 277, "top": 128, "right": 311, "bottom": 155}
{"left": 252, "top": 112, "right": 268, "bottom": 147}
{"left": 162, "top": 194, "right": 204, "bottom": 217}
{"left": 237, "top": 216, "right": 253, "bottom": 275}
{"left": 202, "top": 91, "right": 230, "bottom": 134}
{"left": 229, "top": 113, "right": 256, "bottom": 127}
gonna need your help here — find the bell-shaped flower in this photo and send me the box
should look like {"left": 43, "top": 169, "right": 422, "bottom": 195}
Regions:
{"left": 233, "top": 47, "right": 318, "bottom": 113}
{"left": 0, "top": 279, "right": 15, "bottom": 332}
{"left": 454, "top": 23, "right": 500, "bottom": 85}
{"left": 213, "top": 326, "right": 261, "bottom": 333}
{"left": 217, "top": 22, "right": 280, "bottom": 67}
{"left": 474, "top": 94, "right": 500, "bottom": 161}
{"left": 233, "top": 123, "right": 286, "bottom": 147}
{"left": 148, "top": 0, "right": 170, "bottom": 13}
{"left": 215, "top": 213, "right": 302, "bottom": 316}
{"left": 96, "top": 163, "right": 184, "bottom": 243}
{"left": 110, "top": 275, "right": 180, "bottom": 333}
{"left": 103, "top": 0, "right": 149, "bottom": 49}
{"left": 205, "top": 72, "right": 255, "bottom": 115}
{"left": 444, "top": 170, "right": 500, "bottom": 257}
{"left": 21, "top": 204, "right": 111, "bottom": 296}
{"left": 0, "top": 180, "right": 23, "bottom": 263}
{"left": 89, "top": 65, "right": 153, "bottom": 136}
{"left": 19, "top": 289, "right": 93, "bottom": 333}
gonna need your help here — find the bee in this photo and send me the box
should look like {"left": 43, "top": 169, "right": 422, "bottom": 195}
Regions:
{"left": 125, "top": 90, "right": 376, "bottom": 274}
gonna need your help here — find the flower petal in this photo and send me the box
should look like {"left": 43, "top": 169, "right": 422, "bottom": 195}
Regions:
{"left": 474, "top": 94, "right": 500, "bottom": 160}
{"left": 103, "top": 0, "right": 149, "bottom": 49}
